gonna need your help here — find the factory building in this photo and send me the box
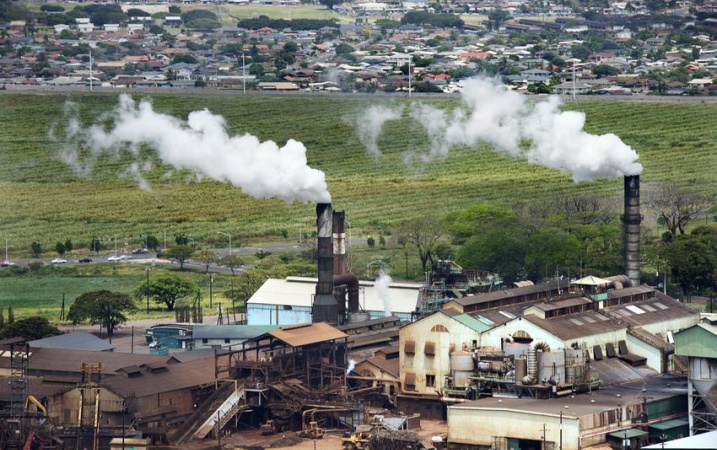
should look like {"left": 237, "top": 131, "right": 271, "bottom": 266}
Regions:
{"left": 398, "top": 280, "right": 699, "bottom": 418}
{"left": 447, "top": 377, "right": 688, "bottom": 450}
{"left": 246, "top": 276, "right": 421, "bottom": 325}
{"left": 673, "top": 317, "right": 717, "bottom": 435}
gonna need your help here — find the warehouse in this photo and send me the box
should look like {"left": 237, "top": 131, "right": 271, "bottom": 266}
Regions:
{"left": 246, "top": 276, "right": 421, "bottom": 325}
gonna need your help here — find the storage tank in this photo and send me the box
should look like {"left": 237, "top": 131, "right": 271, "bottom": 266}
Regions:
{"left": 539, "top": 350, "right": 566, "bottom": 383}
{"left": 503, "top": 342, "right": 531, "bottom": 359}
{"left": 451, "top": 351, "right": 475, "bottom": 388}
{"left": 450, "top": 351, "right": 474, "bottom": 371}
{"left": 566, "top": 366, "right": 576, "bottom": 384}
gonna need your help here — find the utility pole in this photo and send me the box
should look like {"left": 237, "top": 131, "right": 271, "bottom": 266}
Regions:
{"left": 559, "top": 410, "right": 563, "bottom": 450}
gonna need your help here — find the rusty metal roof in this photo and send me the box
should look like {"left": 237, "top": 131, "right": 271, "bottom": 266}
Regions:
{"left": 102, "top": 357, "right": 216, "bottom": 399}
{"left": 522, "top": 310, "right": 625, "bottom": 340}
{"left": 453, "top": 279, "right": 571, "bottom": 307}
{"left": 15, "top": 347, "right": 181, "bottom": 376}
{"left": 265, "top": 322, "right": 347, "bottom": 347}
{"left": 603, "top": 295, "right": 699, "bottom": 328}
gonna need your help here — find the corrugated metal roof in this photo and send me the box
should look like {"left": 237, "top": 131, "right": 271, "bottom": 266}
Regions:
{"left": 102, "top": 357, "right": 216, "bottom": 398}
{"left": 266, "top": 322, "right": 347, "bottom": 347}
{"left": 455, "top": 279, "right": 571, "bottom": 307}
{"left": 522, "top": 311, "right": 625, "bottom": 340}
{"left": 248, "top": 277, "right": 420, "bottom": 314}
{"left": 603, "top": 297, "right": 698, "bottom": 328}
{"left": 192, "top": 325, "right": 279, "bottom": 340}
{"left": 363, "top": 355, "right": 399, "bottom": 378}
{"left": 643, "top": 430, "right": 717, "bottom": 449}
{"left": 449, "top": 312, "right": 493, "bottom": 332}
{"left": 15, "top": 348, "right": 180, "bottom": 375}
{"left": 29, "top": 331, "right": 115, "bottom": 352}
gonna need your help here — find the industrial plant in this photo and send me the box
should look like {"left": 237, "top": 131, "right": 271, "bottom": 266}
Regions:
{"left": 1, "top": 175, "right": 716, "bottom": 450}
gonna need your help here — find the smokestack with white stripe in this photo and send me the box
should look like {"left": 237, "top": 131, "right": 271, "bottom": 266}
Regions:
{"left": 622, "top": 175, "right": 641, "bottom": 287}
{"left": 313, "top": 203, "right": 338, "bottom": 325}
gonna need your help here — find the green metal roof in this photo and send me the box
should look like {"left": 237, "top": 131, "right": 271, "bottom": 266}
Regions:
{"left": 649, "top": 419, "right": 689, "bottom": 431}
{"left": 674, "top": 322, "right": 717, "bottom": 357}
{"left": 452, "top": 313, "right": 493, "bottom": 332}
{"left": 608, "top": 428, "right": 649, "bottom": 439}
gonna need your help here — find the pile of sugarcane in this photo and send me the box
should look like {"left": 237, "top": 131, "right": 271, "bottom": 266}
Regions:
{"left": 368, "top": 427, "right": 424, "bottom": 450}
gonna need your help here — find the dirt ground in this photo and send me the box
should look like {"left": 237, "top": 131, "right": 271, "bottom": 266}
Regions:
{"left": 203, "top": 420, "right": 447, "bottom": 450}
{"left": 58, "top": 318, "right": 448, "bottom": 450}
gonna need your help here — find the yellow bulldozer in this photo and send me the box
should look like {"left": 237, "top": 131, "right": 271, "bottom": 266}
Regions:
{"left": 297, "top": 421, "right": 325, "bottom": 439}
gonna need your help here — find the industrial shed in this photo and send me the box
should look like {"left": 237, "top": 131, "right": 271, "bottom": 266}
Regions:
{"left": 191, "top": 325, "right": 279, "bottom": 349}
{"left": 246, "top": 276, "right": 421, "bottom": 325}
{"left": 447, "top": 377, "right": 688, "bottom": 450}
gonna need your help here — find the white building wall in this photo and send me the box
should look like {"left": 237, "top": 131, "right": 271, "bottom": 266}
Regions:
{"left": 448, "top": 407, "right": 581, "bottom": 449}
{"left": 399, "top": 313, "right": 479, "bottom": 395}
{"left": 247, "top": 303, "right": 311, "bottom": 325}
{"left": 626, "top": 334, "right": 664, "bottom": 371}
{"left": 642, "top": 315, "right": 699, "bottom": 339}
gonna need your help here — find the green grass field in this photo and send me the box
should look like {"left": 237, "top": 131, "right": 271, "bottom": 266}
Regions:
{"left": 1, "top": 92, "right": 716, "bottom": 322}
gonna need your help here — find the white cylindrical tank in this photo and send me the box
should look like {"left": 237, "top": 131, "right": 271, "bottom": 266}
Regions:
{"left": 566, "top": 365, "right": 576, "bottom": 384}
{"left": 453, "top": 371, "right": 472, "bottom": 388}
{"left": 539, "top": 350, "right": 566, "bottom": 383}
{"left": 503, "top": 342, "right": 531, "bottom": 358}
{"left": 450, "top": 351, "right": 474, "bottom": 371}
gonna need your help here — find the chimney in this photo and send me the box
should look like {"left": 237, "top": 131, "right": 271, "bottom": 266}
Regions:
{"left": 312, "top": 203, "right": 339, "bottom": 325}
{"left": 622, "top": 175, "right": 641, "bottom": 287}
{"left": 332, "top": 210, "right": 346, "bottom": 275}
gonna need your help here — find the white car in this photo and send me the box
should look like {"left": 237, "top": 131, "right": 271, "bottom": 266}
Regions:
{"left": 108, "top": 255, "right": 121, "bottom": 261}
{"left": 52, "top": 258, "right": 67, "bottom": 264}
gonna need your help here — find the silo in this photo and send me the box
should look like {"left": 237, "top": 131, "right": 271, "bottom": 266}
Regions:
{"left": 451, "top": 351, "right": 475, "bottom": 389}
{"left": 539, "top": 350, "right": 566, "bottom": 384}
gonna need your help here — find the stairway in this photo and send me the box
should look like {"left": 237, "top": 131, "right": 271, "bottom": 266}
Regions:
{"left": 170, "top": 381, "right": 247, "bottom": 445}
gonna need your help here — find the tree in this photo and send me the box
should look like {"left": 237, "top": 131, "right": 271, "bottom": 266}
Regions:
{"left": 196, "top": 250, "right": 220, "bottom": 273}
{"left": 55, "top": 242, "right": 66, "bottom": 256}
{"left": 395, "top": 216, "right": 444, "bottom": 272}
{"left": 136, "top": 272, "right": 198, "bottom": 311}
{"left": 660, "top": 234, "right": 716, "bottom": 294}
{"left": 0, "top": 316, "right": 62, "bottom": 340}
{"left": 67, "top": 290, "right": 138, "bottom": 341}
{"left": 646, "top": 182, "right": 708, "bottom": 238}
{"left": 221, "top": 254, "right": 245, "bottom": 276}
{"left": 64, "top": 239, "right": 73, "bottom": 254}
{"left": 169, "top": 244, "right": 194, "bottom": 270}
{"left": 145, "top": 235, "right": 159, "bottom": 251}
{"left": 31, "top": 241, "right": 42, "bottom": 258}
{"left": 318, "top": 0, "right": 343, "bottom": 10}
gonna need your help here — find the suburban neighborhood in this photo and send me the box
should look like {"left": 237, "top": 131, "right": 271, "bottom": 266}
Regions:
{"left": 2, "top": 0, "right": 717, "bottom": 95}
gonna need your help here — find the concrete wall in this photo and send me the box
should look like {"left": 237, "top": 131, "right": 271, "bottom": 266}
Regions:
{"left": 448, "top": 407, "right": 580, "bottom": 450}
{"left": 399, "top": 313, "right": 479, "bottom": 395}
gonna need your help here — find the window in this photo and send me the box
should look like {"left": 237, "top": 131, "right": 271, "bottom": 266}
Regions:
{"left": 404, "top": 372, "right": 416, "bottom": 391}
{"left": 431, "top": 324, "right": 448, "bottom": 332}
{"left": 426, "top": 374, "right": 435, "bottom": 387}
{"left": 424, "top": 341, "right": 436, "bottom": 356}
{"left": 202, "top": 338, "right": 208, "bottom": 344}
{"left": 404, "top": 341, "right": 415, "bottom": 354}
{"left": 224, "top": 338, "right": 231, "bottom": 344}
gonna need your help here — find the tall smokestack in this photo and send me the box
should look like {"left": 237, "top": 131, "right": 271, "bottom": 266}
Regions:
{"left": 622, "top": 175, "right": 641, "bottom": 287}
{"left": 313, "top": 203, "right": 338, "bottom": 325}
{"left": 333, "top": 210, "right": 346, "bottom": 276}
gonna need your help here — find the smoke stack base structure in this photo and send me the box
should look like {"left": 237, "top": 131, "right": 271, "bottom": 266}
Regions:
{"left": 313, "top": 203, "right": 339, "bottom": 325}
{"left": 621, "top": 175, "right": 642, "bottom": 287}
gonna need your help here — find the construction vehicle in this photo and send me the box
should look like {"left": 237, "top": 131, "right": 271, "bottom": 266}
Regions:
{"left": 260, "top": 420, "right": 278, "bottom": 436}
{"left": 297, "top": 421, "right": 325, "bottom": 439}
{"left": 340, "top": 425, "right": 372, "bottom": 450}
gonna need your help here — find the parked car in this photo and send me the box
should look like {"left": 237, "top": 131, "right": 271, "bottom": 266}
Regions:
{"left": 108, "top": 255, "right": 121, "bottom": 261}
{"left": 52, "top": 258, "right": 67, "bottom": 264}
{"left": 78, "top": 257, "right": 93, "bottom": 263}
{"left": 132, "top": 248, "right": 148, "bottom": 255}
{"left": 1, "top": 260, "right": 16, "bottom": 267}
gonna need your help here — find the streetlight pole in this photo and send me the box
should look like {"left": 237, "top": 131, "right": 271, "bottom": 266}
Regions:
{"left": 559, "top": 410, "right": 563, "bottom": 450}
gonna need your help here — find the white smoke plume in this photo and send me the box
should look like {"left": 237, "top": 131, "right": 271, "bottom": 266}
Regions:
{"left": 375, "top": 271, "right": 393, "bottom": 317}
{"left": 365, "top": 77, "right": 642, "bottom": 182}
{"left": 352, "top": 105, "right": 404, "bottom": 158}
{"left": 54, "top": 95, "right": 330, "bottom": 203}
{"left": 346, "top": 359, "right": 357, "bottom": 375}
